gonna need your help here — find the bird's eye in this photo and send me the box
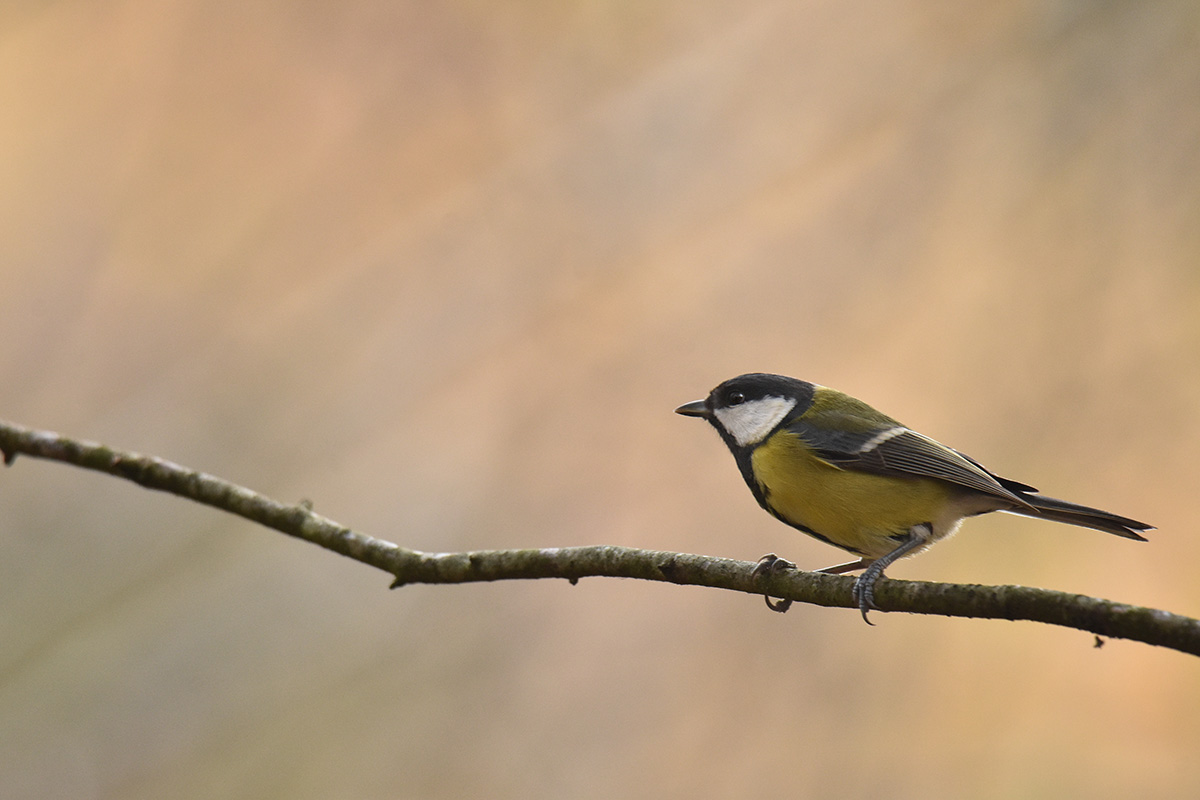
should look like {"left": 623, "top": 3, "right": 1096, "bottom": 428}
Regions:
{"left": 727, "top": 392, "right": 745, "bottom": 406}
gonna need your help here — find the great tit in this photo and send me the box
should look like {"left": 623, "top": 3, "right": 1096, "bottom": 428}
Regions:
{"left": 675, "top": 373, "right": 1151, "bottom": 621}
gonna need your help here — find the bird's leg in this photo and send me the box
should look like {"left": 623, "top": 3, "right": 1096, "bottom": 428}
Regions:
{"left": 852, "top": 525, "right": 931, "bottom": 625}
{"left": 751, "top": 553, "right": 797, "bottom": 613}
{"left": 816, "top": 558, "right": 873, "bottom": 575}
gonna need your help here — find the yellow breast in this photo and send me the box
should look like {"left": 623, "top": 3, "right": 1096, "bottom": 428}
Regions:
{"left": 750, "top": 429, "right": 958, "bottom": 559}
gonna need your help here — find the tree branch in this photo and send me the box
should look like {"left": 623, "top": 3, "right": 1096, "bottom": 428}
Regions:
{"left": 2, "top": 419, "right": 1195, "bottom": 656}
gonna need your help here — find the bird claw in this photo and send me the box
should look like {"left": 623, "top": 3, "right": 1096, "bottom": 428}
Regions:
{"left": 852, "top": 573, "right": 878, "bottom": 625}
{"left": 752, "top": 553, "right": 795, "bottom": 579}
{"left": 752, "top": 553, "right": 796, "bottom": 613}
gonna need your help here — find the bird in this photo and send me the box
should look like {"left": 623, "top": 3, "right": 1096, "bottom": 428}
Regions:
{"left": 675, "top": 373, "right": 1151, "bottom": 622}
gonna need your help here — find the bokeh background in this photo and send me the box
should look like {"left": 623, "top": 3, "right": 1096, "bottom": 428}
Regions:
{"left": 2, "top": 2, "right": 1199, "bottom": 798}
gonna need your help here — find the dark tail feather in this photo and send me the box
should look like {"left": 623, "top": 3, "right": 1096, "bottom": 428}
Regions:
{"left": 1005, "top": 493, "right": 1152, "bottom": 541}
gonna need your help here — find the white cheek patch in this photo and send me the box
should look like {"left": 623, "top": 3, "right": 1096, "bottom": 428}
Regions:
{"left": 713, "top": 396, "right": 797, "bottom": 447}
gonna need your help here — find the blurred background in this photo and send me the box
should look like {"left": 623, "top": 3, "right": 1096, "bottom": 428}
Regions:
{"left": 1, "top": 1, "right": 1198, "bottom": 797}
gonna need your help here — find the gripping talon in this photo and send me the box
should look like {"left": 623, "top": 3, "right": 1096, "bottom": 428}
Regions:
{"left": 752, "top": 553, "right": 795, "bottom": 579}
{"left": 847, "top": 525, "right": 931, "bottom": 624}
{"left": 852, "top": 572, "right": 880, "bottom": 625}
{"left": 764, "top": 595, "right": 793, "bottom": 613}
{"left": 752, "top": 553, "right": 796, "bottom": 613}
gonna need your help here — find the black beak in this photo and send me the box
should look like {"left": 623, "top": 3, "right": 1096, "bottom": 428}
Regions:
{"left": 674, "top": 399, "right": 710, "bottom": 418}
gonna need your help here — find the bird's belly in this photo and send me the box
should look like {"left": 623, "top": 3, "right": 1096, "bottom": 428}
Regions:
{"left": 750, "top": 437, "right": 959, "bottom": 559}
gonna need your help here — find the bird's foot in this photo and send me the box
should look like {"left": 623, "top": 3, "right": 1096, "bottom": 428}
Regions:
{"left": 851, "top": 568, "right": 883, "bottom": 626}
{"left": 752, "top": 553, "right": 796, "bottom": 613}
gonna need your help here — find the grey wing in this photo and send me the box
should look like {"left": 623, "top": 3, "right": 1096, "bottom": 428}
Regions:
{"left": 792, "top": 420, "right": 1035, "bottom": 509}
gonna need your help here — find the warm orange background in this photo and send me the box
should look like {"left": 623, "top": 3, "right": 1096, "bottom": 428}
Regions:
{"left": 2, "top": 3, "right": 1198, "bottom": 798}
